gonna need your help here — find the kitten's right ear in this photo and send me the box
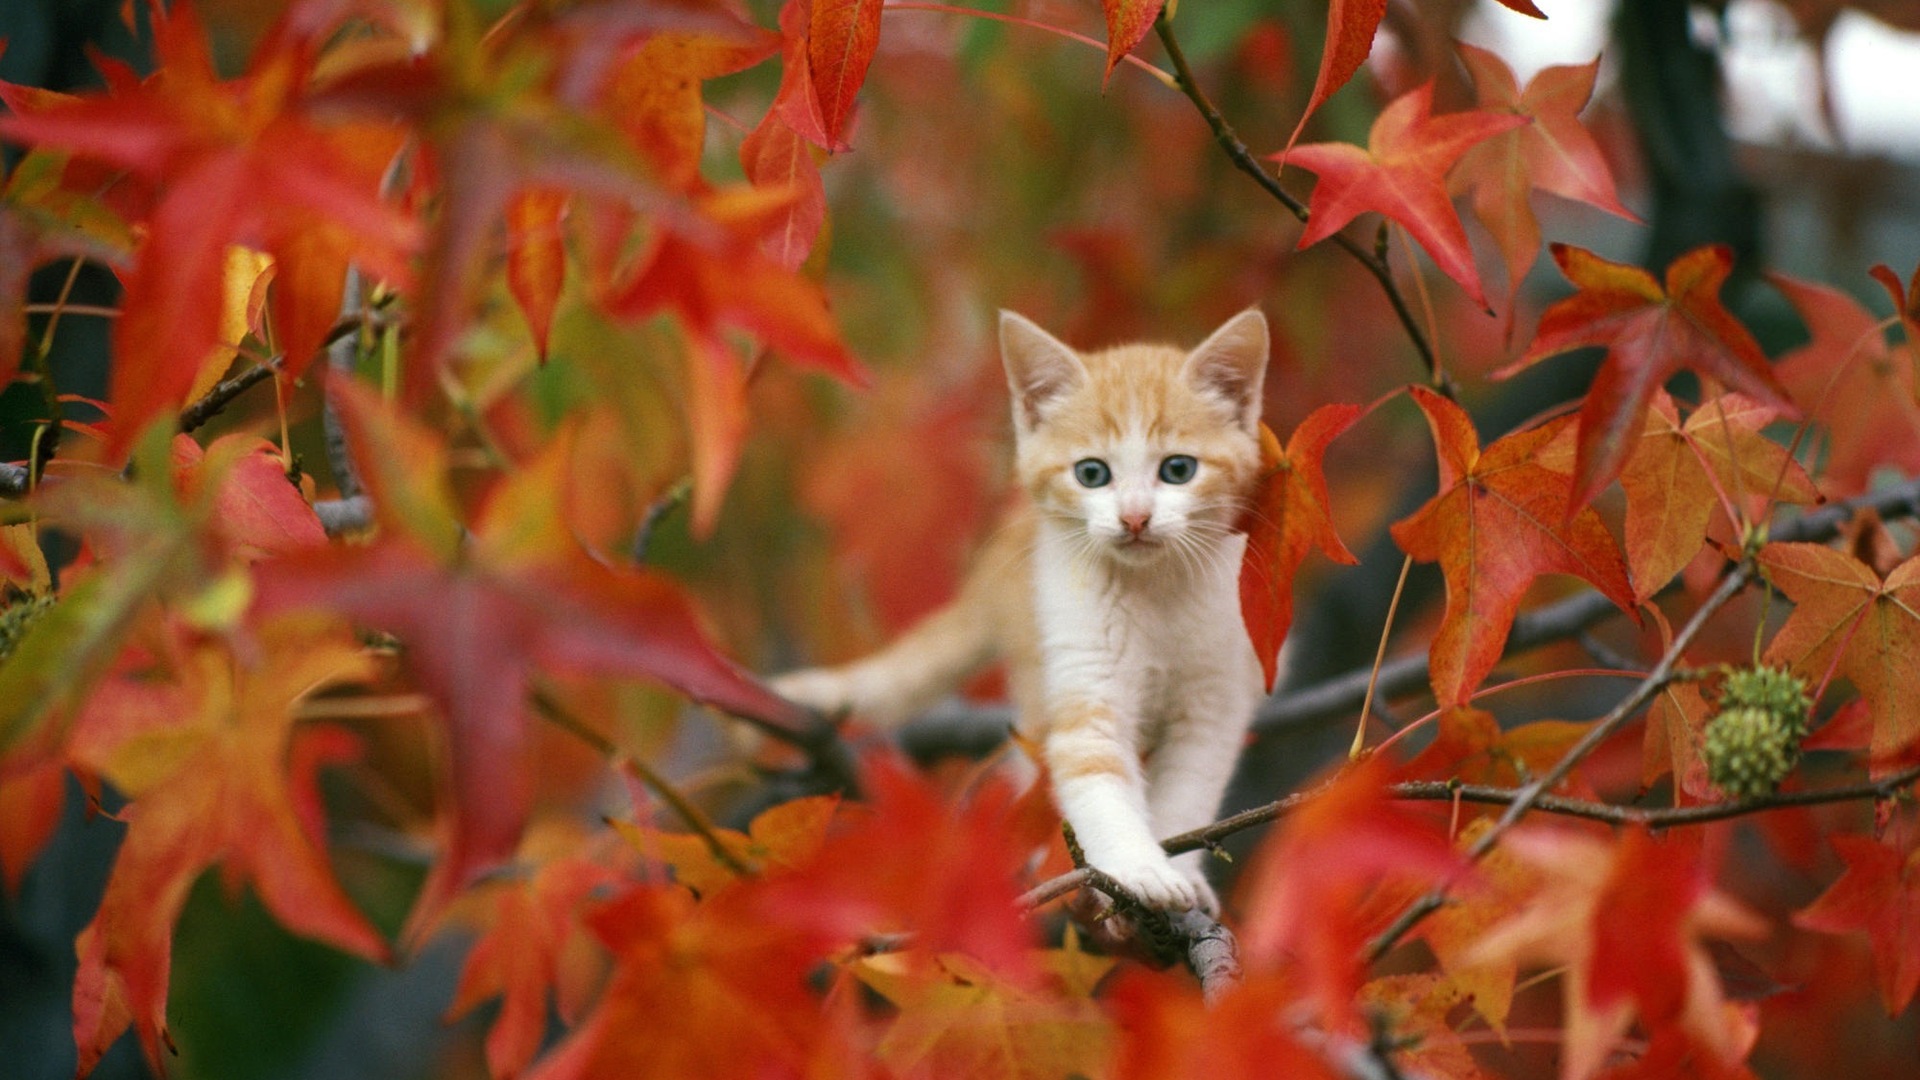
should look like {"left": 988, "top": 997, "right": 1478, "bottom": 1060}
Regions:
{"left": 999, "top": 310, "right": 1087, "bottom": 431}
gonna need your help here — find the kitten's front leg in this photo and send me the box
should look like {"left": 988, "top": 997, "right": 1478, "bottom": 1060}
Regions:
{"left": 1142, "top": 680, "right": 1262, "bottom": 915}
{"left": 1045, "top": 700, "right": 1204, "bottom": 912}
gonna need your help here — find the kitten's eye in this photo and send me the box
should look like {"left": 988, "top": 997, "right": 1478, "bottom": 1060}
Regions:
{"left": 1158, "top": 455, "right": 1198, "bottom": 484}
{"left": 1073, "top": 458, "right": 1112, "bottom": 488}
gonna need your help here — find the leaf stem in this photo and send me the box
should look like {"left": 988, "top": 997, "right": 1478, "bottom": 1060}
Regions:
{"left": 882, "top": 2, "right": 1178, "bottom": 90}
{"left": 1353, "top": 554, "right": 1414, "bottom": 759}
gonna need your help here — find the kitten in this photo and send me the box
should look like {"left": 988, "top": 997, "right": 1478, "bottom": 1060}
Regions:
{"left": 774, "top": 309, "right": 1270, "bottom": 914}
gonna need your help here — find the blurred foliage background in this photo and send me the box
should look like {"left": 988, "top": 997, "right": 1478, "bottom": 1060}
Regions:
{"left": 4, "top": 0, "right": 1920, "bottom": 1076}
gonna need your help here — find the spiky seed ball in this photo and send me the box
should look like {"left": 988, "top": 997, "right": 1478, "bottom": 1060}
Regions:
{"left": 1717, "top": 665, "right": 1812, "bottom": 736}
{"left": 0, "top": 594, "right": 54, "bottom": 665}
{"left": 1702, "top": 703, "right": 1802, "bottom": 799}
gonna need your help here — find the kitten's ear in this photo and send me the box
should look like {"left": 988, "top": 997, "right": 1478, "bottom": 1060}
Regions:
{"left": 999, "top": 310, "right": 1087, "bottom": 431}
{"left": 1182, "top": 308, "right": 1268, "bottom": 434}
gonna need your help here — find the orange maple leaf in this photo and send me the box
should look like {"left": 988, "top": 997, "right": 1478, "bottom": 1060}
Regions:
{"left": 1466, "top": 826, "right": 1766, "bottom": 1080}
{"left": 1281, "top": 81, "right": 1526, "bottom": 309}
{"left": 1617, "top": 391, "right": 1818, "bottom": 603}
{"left": 1496, "top": 243, "right": 1796, "bottom": 514}
{"left": 1389, "top": 386, "right": 1636, "bottom": 707}
{"left": 1757, "top": 542, "right": 1920, "bottom": 768}
{"left": 600, "top": 21, "right": 781, "bottom": 190}
{"left": 524, "top": 881, "right": 855, "bottom": 1080}
{"left": 1794, "top": 827, "right": 1920, "bottom": 1015}
{"left": 0, "top": 0, "right": 416, "bottom": 454}
{"left": 604, "top": 187, "right": 868, "bottom": 535}
{"left": 446, "top": 826, "right": 630, "bottom": 1080}
{"left": 63, "top": 621, "right": 387, "bottom": 1077}
{"left": 1236, "top": 406, "right": 1363, "bottom": 692}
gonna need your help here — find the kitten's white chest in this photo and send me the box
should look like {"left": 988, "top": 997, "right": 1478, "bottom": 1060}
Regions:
{"left": 1028, "top": 522, "right": 1257, "bottom": 710}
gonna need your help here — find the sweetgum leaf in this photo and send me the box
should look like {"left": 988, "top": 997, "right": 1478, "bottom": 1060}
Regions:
{"left": 1451, "top": 45, "right": 1638, "bottom": 325}
{"left": 1390, "top": 386, "right": 1636, "bottom": 707}
{"left": 1794, "top": 829, "right": 1920, "bottom": 1015}
{"left": 1283, "top": 82, "right": 1526, "bottom": 309}
{"left": 1770, "top": 271, "right": 1919, "bottom": 498}
{"left": 65, "top": 622, "right": 386, "bottom": 1077}
{"left": 1498, "top": 244, "right": 1796, "bottom": 514}
{"left": 1758, "top": 542, "right": 1920, "bottom": 769}
{"left": 0, "top": 0, "right": 417, "bottom": 455}
{"left": 1235, "top": 407, "right": 1363, "bottom": 692}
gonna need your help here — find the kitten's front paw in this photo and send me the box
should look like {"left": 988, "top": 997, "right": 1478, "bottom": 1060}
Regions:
{"left": 1171, "top": 853, "right": 1220, "bottom": 916}
{"left": 1096, "top": 852, "right": 1204, "bottom": 913}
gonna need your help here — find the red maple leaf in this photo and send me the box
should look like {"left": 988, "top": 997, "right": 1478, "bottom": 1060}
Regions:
{"left": 1107, "top": 970, "right": 1341, "bottom": 1080}
{"left": 1496, "top": 243, "right": 1797, "bottom": 514}
{"left": 1235, "top": 757, "right": 1467, "bottom": 1027}
{"left": 1757, "top": 542, "right": 1920, "bottom": 768}
{"left": 0, "top": 1, "right": 417, "bottom": 454}
{"left": 1793, "top": 827, "right": 1920, "bottom": 1015}
{"left": 1280, "top": 82, "right": 1525, "bottom": 309}
{"left": 1450, "top": 44, "right": 1638, "bottom": 323}
{"left": 251, "top": 379, "right": 808, "bottom": 937}
{"left": 1770, "top": 271, "right": 1920, "bottom": 499}
{"left": 1467, "top": 826, "right": 1766, "bottom": 1080}
{"left": 758, "top": 757, "right": 1040, "bottom": 981}
{"left": 1389, "top": 386, "right": 1636, "bottom": 707}
{"left": 1236, "top": 406, "right": 1363, "bottom": 692}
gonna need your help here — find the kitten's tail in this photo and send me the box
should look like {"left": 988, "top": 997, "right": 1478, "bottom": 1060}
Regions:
{"left": 770, "top": 529, "right": 1019, "bottom": 730}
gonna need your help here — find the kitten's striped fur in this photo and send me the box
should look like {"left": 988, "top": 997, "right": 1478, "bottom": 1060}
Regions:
{"left": 774, "top": 309, "right": 1270, "bottom": 912}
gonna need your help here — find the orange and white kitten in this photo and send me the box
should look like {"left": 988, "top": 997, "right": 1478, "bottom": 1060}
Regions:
{"left": 774, "top": 309, "right": 1270, "bottom": 913}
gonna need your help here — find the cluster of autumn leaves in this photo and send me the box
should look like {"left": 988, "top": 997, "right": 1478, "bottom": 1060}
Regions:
{"left": 1, "top": 0, "right": 1920, "bottom": 1078}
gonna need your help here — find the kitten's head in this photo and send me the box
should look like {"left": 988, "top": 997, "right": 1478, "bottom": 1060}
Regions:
{"left": 1000, "top": 309, "right": 1268, "bottom": 567}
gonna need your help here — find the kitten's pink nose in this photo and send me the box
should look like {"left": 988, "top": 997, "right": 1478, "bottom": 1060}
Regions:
{"left": 1121, "top": 511, "right": 1152, "bottom": 537}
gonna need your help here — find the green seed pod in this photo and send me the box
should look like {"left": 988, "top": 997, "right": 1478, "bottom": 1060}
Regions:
{"left": 1716, "top": 665, "right": 1812, "bottom": 737}
{"left": 1701, "top": 703, "right": 1802, "bottom": 800}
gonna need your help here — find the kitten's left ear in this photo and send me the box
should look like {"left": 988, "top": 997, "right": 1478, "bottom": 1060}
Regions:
{"left": 1182, "top": 308, "right": 1268, "bottom": 434}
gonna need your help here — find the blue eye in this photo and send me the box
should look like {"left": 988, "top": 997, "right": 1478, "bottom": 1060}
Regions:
{"left": 1159, "top": 455, "right": 1198, "bottom": 484}
{"left": 1073, "top": 459, "right": 1112, "bottom": 488}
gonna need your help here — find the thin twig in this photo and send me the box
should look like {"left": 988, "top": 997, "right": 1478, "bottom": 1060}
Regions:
{"left": 1151, "top": 12, "right": 1444, "bottom": 387}
{"left": 1020, "top": 762, "right": 1920, "bottom": 928}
